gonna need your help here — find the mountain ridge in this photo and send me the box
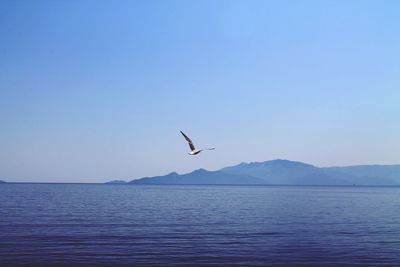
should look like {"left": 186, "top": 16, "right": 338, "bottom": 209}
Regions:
{"left": 110, "top": 159, "right": 400, "bottom": 186}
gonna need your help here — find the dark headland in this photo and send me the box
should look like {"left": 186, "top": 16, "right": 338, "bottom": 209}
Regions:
{"left": 105, "top": 180, "right": 128, "bottom": 184}
{"left": 108, "top": 159, "right": 400, "bottom": 186}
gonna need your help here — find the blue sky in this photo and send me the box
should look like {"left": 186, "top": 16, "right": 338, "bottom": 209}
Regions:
{"left": 1, "top": 0, "right": 399, "bottom": 182}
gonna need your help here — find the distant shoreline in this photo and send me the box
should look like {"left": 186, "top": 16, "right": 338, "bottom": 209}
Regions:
{"left": 3, "top": 159, "right": 400, "bottom": 186}
{"left": 2, "top": 182, "right": 400, "bottom": 188}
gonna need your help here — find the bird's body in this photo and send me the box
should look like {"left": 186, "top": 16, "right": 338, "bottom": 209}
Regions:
{"left": 189, "top": 150, "right": 203, "bottom": 155}
{"left": 180, "top": 131, "right": 215, "bottom": 155}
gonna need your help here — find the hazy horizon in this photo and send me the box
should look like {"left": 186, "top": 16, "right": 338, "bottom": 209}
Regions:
{"left": 1, "top": 1, "right": 400, "bottom": 182}
{"left": 2, "top": 158, "right": 400, "bottom": 184}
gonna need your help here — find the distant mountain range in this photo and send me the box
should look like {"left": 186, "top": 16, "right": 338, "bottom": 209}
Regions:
{"left": 0, "top": 180, "right": 6, "bottom": 183}
{"left": 109, "top": 159, "right": 400, "bottom": 186}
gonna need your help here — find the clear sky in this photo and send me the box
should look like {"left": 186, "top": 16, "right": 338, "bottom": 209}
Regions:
{"left": 1, "top": 0, "right": 399, "bottom": 182}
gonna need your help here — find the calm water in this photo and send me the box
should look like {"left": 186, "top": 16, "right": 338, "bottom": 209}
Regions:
{"left": 0, "top": 184, "right": 400, "bottom": 266}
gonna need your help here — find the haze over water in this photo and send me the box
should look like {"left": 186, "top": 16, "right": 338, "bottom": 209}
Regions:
{"left": 1, "top": 183, "right": 399, "bottom": 266}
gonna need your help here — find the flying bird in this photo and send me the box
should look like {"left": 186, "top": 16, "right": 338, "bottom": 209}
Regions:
{"left": 180, "top": 131, "right": 215, "bottom": 155}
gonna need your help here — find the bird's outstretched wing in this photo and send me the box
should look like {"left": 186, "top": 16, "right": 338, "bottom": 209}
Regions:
{"left": 180, "top": 131, "right": 195, "bottom": 151}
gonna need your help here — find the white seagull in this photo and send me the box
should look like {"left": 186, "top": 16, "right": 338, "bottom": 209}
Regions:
{"left": 180, "top": 131, "right": 215, "bottom": 155}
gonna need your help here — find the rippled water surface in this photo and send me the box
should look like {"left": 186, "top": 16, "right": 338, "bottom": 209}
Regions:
{"left": 1, "top": 183, "right": 400, "bottom": 266}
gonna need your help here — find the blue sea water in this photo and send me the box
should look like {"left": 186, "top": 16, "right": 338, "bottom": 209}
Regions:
{"left": 0, "top": 184, "right": 399, "bottom": 266}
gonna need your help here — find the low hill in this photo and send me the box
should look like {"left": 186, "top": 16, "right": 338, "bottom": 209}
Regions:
{"left": 105, "top": 180, "right": 127, "bottom": 184}
{"left": 130, "top": 169, "right": 266, "bottom": 185}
